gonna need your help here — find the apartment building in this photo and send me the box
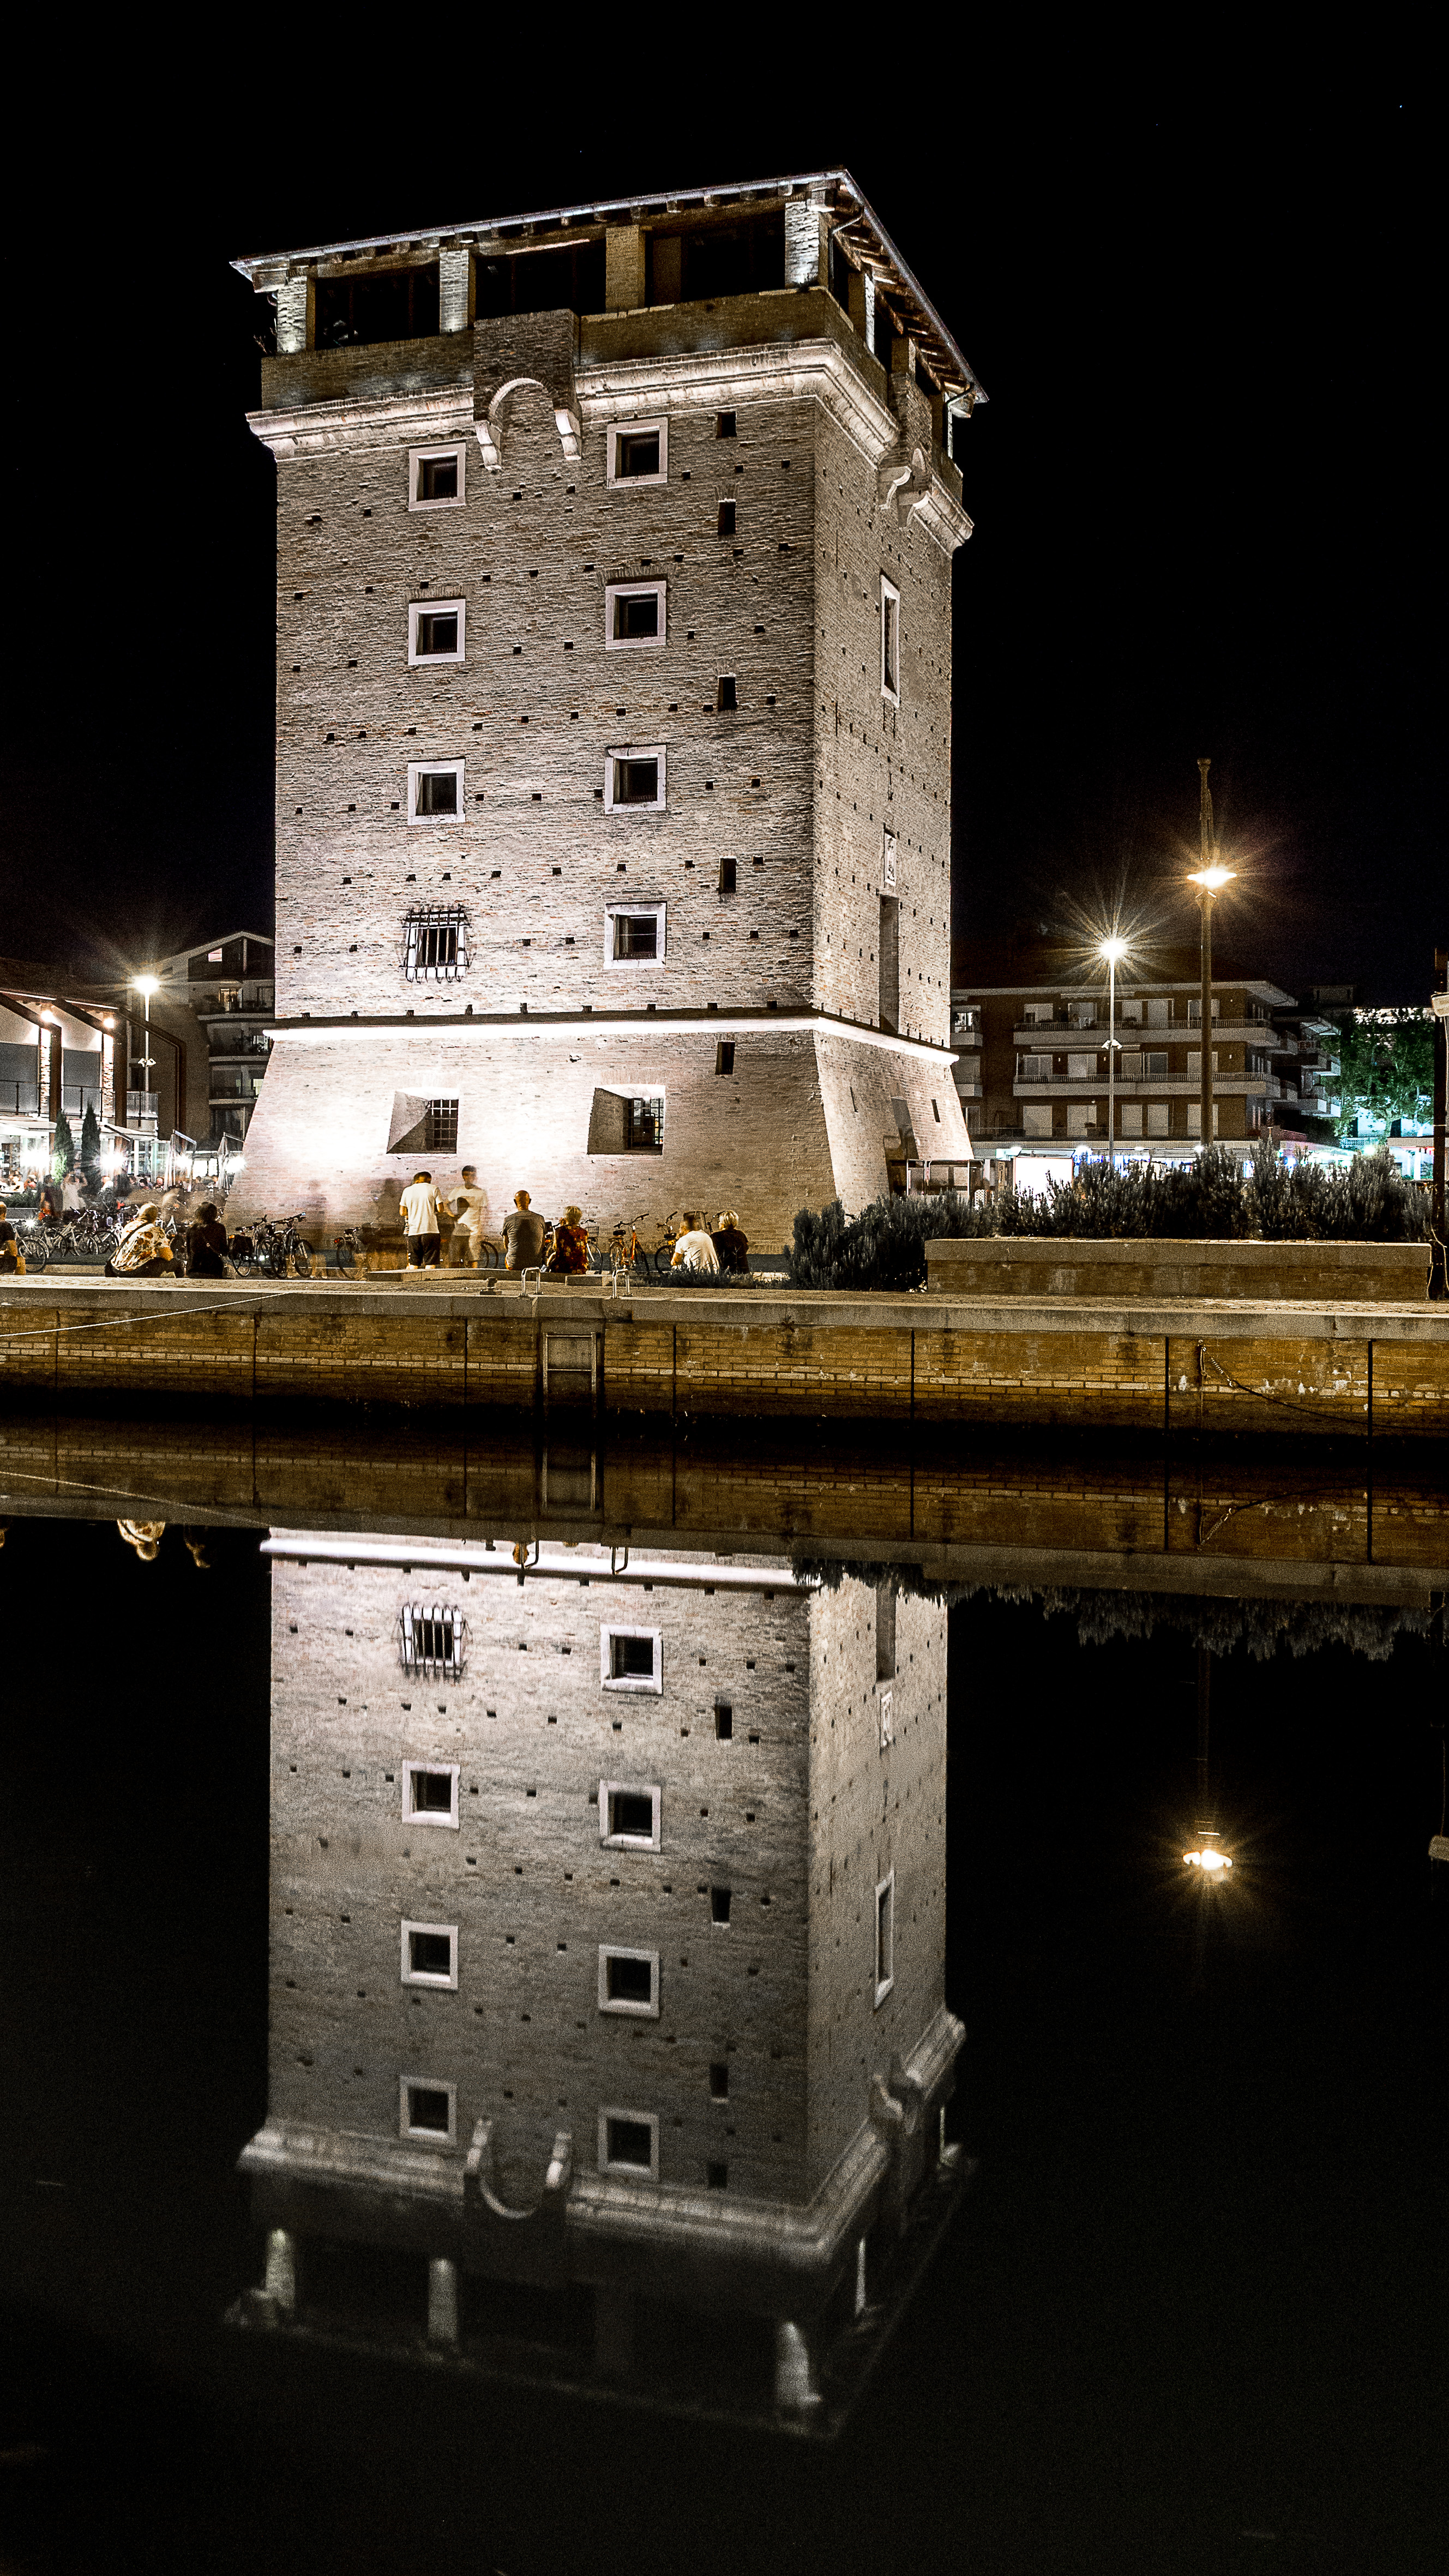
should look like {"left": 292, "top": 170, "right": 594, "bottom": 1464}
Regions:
{"left": 951, "top": 972, "right": 1298, "bottom": 1159}
{"left": 227, "top": 171, "right": 981, "bottom": 1247}
{"left": 234, "top": 1533, "right": 962, "bottom": 2422}
{"left": 141, "top": 931, "right": 276, "bottom": 1150}
{"left": 0, "top": 967, "right": 120, "bottom": 1182}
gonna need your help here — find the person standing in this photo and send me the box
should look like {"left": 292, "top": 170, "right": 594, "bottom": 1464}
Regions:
{"left": 62, "top": 1167, "right": 85, "bottom": 1215}
{"left": 399, "top": 1170, "right": 443, "bottom": 1269}
{"left": 502, "top": 1189, "right": 546, "bottom": 1272}
{"left": 445, "top": 1165, "right": 490, "bottom": 1267}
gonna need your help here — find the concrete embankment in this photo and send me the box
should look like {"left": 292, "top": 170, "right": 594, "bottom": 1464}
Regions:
{"left": 2, "top": 1274, "right": 1447, "bottom": 1437}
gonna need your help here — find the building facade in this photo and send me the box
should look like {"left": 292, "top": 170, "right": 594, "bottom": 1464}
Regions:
{"left": 951, "top": 971, "right": 1298, "bottom": 1162}
{"left": 229, "top": 172, "right": 980, "bottom": 1248}
{"left": 235, "top": 1532, "right": 963, "bottom": 2420}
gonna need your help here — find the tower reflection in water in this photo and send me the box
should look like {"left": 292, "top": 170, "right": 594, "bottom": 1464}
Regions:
{"left": 231, "top": 1524, "right": 966, "bottom": 2432}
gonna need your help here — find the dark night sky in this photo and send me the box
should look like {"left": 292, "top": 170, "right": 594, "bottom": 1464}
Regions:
{"left": 2, "top": 67, "right": 1436, "bottom": 1002}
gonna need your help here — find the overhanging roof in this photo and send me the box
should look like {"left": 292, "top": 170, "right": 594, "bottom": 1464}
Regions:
{"left": 231, "top": 168, "right": 985, "bottom": 409}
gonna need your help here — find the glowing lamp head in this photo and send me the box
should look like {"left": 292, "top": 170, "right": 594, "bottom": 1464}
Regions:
{"left": 102, "top": 1015, "right": 116, "bottom": 1030}
{"left": 1184, "top": 1844, "right": 1232, "bottom": 1873}
{"left": 39, "top": 1009, "right": 58, "bottom": 1024}
{"left": 1101, "top": 936, "right": 1129, "bottom": 965}
{"left": 133, "top": 975, "right": 159, "bottom": 998}
{"left": 1188, "top": 864, "right": 1236, "bottom": 895}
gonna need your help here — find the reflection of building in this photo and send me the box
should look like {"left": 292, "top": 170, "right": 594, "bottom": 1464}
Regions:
{"left": 226, "top": 171, "right": 980, "bottom": 1248}
{"left": 233, "top": 1533, "right": 964, "bottom": 2428}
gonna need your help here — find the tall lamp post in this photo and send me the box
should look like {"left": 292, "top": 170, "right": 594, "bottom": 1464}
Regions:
{"left": 1099, "top": 935, "right": 1128, "bottom": 1171}
{"left": 1186, "top": 758, "right": 1235, "bottom": 1153}
{"left": 132, "top": 976, "right": 159, "bottom": 1171}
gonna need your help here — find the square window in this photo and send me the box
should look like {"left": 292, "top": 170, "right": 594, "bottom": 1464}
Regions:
{"left": 881, "top": 576, "right": 901, "bottom": 705}
{"left": 602, "top": 1627, "right": 662, "bottom": 1690}
{"left": 714, "top": 1701, "right": 733, "bottom": 1739}
{"left": 716, "top": 411, "right": 737, "bottom": 438}
{"left": 714, "top": 1040, "right": 735, "bottom": 1076}
{"left": 716, "top": 675, "right": 737, "bottom": 712}
{"left": 407, "top": 760, "right": 464, "bottom": 822}
{"left": 597, "top": 1946, "right": 660, "bottom": 2017}
{"left": 605, "top": 748, "right": 665, "bottom": 811}
{"left": 401, "top": 1760, "right": 460, "bottom": 1828}
{"left": 605, "top": 581, "right": 666, "bottom": 649}
{"left": 408, "top": 443, "right": 466, "bottom": 510}
{"left": 604, "top": 900, "right": 665, "bottom": 970}
{"left": 408, "top": 599, "right": 465, "bottom": 665}
{"left": 711, "top": 1886, "right": 731, "bottom": 1925}
{"left": 608, "top": 420, "right": 668, "bottom": 485}
{"left": 1146, "top": 1102, "right": 1170, "bottom": 1138}
{"left": 401, "top": 1919, "right": 459, "bottom": 1989}
{"left": 600, "top": 1780, "right": 662, "bottom": 1850}
{"left": 599, "top": 2108, "right": 659, "bottom": 2175}
{"left": 400, "top": 2077, "right": 456, "bottom": 2142}
{"left": 717, "top": 499, "right": 736, "bottom": 538}
{"left": 874, "top": 1871, "right": 894, "bottom": 2006}
{"left": 709, "top": 2061, "right": 729, "bottom": 2099}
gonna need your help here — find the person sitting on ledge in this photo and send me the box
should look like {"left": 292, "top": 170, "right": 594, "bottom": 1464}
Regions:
{"left": 185, "top": 1201, "right": 230, "bottom": 1279}
{"left": 0, "top": 1203, "right": 23, "bottom": 1274}
{"left": 711, "top": 1209, "right": 749, "bottom": 1274}
{"left": 503, "top": 1190, "right": 546, "bottom": 1272}
{"left": 670, "top": 1211, "right": 720, "bottom": 1274}
{"left": 548, "top": 1205, "right": 590, "bottom": 1275}
{"left": 106, "top": 1203, "right": 176, "bottom": 1278}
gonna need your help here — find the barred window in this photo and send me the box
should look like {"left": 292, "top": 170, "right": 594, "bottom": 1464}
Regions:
{"left": 424, "top": 1099, "right": 459, "bottom": 1152}
{"left": 399, "top": 1603, "right": 467, "bottom": 1677}
{"left": 402, "top": 906, "right": 470, "bottom": 982}
{"left": 627, "top": 1095, "right": 664, "bottom": 1151}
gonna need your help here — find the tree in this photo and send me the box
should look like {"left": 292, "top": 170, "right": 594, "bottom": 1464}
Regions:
{"left": 1333, "top": 1009, "right": 1435, "bottom": 1141}
{"left": 79, "top": 1101, "right": 101, "bottom": 1183}
{"left": 51, "top": 1108, "right": 76, "bottom": 1177}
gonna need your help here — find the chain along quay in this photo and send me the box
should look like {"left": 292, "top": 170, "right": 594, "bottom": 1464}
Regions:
{"left": 2, "top": 1272, "right": 1447, "bottom": 1436}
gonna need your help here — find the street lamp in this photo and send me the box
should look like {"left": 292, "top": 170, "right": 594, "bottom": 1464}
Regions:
{"left": 1186, "top": 759, "right": 1236, "bottom": 1154}
{"left": 1099, "top": 935, "right": 1129, "bottom": 1171}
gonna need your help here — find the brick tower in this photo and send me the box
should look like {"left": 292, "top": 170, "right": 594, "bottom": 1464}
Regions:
{"left": 231, "top": 171, "right": 983, "bottom": 1251}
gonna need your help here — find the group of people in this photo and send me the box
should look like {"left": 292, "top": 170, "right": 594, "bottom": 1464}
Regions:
{"left": 395, "top": 1173, "right": 750, "bottom": 1279}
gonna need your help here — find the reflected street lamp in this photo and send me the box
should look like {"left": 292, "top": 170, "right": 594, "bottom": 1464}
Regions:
{"left": 1186, "top": 760, "right": 1236, "bottom": 1153}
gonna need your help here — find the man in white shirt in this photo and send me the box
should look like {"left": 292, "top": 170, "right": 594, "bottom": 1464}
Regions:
{"left": 444, "top": 1164, "right": 492, "bottom": 1267}
{"left": 669, "top": 1210, "right": 720, "bottom": 1273}
{"left": 399, "top": 1169, "right": 443, "bottom": 1269}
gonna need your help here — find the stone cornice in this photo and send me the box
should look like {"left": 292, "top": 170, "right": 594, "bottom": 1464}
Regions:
{"left": 263, "top": 1006, "right": 959, "bottom": 1068}
{"left": 247, "top": 386, "right": 475, "bottom": 460}
{"left": 246, "top": 336, "right": 971, "bottom": 548}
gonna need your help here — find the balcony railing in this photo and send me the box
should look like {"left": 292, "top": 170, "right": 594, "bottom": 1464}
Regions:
{"left": 0, "top": 1083, "right": 105, "bottom": 1120}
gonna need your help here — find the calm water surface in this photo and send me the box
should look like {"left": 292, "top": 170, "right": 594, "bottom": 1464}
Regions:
{"left": 1, "top": 1416, "right": 1444, "bottom": 2576}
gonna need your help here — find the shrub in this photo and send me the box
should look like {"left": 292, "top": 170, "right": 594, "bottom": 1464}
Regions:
{"left": 785, "top": 1192, "right": 994, "bottom": 1292}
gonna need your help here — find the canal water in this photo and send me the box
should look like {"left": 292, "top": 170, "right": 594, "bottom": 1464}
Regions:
{"left": 1, "top": 1415, "right": 1444, "bottom": 2576}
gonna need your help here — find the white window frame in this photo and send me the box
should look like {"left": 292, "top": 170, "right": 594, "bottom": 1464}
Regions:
{"left": 879, "top": 1687, "right": 894, "bottom": 1750}
{"left": 604, "top": 579, "right": 667, "bottom": 651}
{"left": 603, "top": 900, "right": 666, "bottom": 970}
{"left": 407, "top": 759, "right": 465, "bottom": 824}
{"left": 604, "top": 745, "right": 666, "bottom": 813}
{"left": 599, "top": 1780, "right": 663, "bottom": 1852}
{"left": 600, "top": 1624, "right": 663, "bottom": 1693}
{"left": 400, "top": 2075, "right": 458, "bottom": 2143}
{"left": 408, "top": 597, "right": 466, "bottom": 666}
{"left": 874, "top": 1869, "right": 895, "bottom": 2008}
{"left": 401, "top": 1760, "right": 460, "bottom": 1830}
{"left": 597, "top": 1945, "right": 661, "bottom": 2019}
{"left": 606, "top": 418, "right": 669, "bottom": 487}
{"left": 598, "top": 2106, "right": 660, "bottom": 2177}
{"left": 880, "top": 576, "right": 901, "bottom": 707}
{"left": 401, "top": 1918, "right": 459, "bottom": 1990}
{"left": 408, "top": 442, "right": 467, "bottom": 511}
{"left": 881, "top": 830, "right": 898, "bottom": 892}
